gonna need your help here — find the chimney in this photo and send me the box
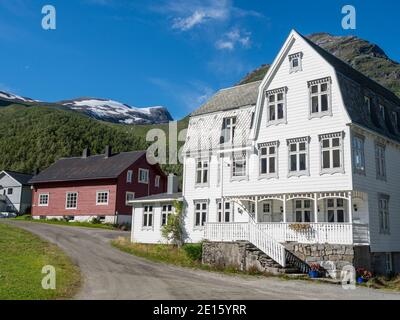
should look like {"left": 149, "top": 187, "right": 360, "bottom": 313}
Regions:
{"left": 33, "top": 168, "right": 39, "bottom": 176}
{"left": 105, "top": 145, "right": 112, "bottom": 158}
{"left": 82, "top": 148, "right": 90, "bottom": 158}
{"left": 167, "top": 173, "right": 178, "bottom": 194}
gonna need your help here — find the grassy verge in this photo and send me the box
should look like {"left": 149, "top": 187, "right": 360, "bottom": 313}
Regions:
{"left": 363, "top": 276, "right": 400, "bottom": 292}
{"left": 0, "top": 223, "right": 81, "bottom": 300}
{"left": 11, "top": 215, "right": 120, "bottom": 230}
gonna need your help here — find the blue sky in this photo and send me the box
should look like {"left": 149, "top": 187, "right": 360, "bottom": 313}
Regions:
{"left": 0, "top": 0, "right": 399, "bottom": 120}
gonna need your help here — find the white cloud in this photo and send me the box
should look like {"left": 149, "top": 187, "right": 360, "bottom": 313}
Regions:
{"left": 215, "top": 28, "right": 251, "bottom": 50}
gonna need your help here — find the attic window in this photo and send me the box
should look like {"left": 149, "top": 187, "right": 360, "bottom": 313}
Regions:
{"left": 379, "top": 105, "right": 386, "bottom": 120}
{"left": 221, "top": 117, "right": 236, "bottom": 144}
{"left": 308, "top": 77, "right": 332, "bottom": 118}
{"left": 289, "top": 52, "right": 303, "bottom": 73}
{"left": 364, "top": 96, "right": 371, "bottom": 115}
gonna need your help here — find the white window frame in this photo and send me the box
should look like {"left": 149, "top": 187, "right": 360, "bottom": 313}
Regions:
{"left": 216, "top": 200, "right": 233, "bottom": 223}
{"left": 294, "top": 199, "right": 313, "bottom": 223}
{"left": 231, "top": 151, "right": 247, "bottom": 180}
{"left": 161, "top": 204, "right": 173, "bottom": 226}
{"left": 352, "top": 134, "right": 366, "bottom": 175}
{"left": 38, "top": 193, "right": 49, "bottom": 207}
{"left": 125, "top": 192, "right": 135, "bottom": 205}
{"left": 375, "top": 143, "right": 386, "bottom": 181}
{"left": 65, "top": 192, "right": 78, "bottom": 210}
{"left": 138, "top": 168, "right": 149, "bottom": 184}
{"left": 385, "top": 253, "right": 393, "bottom": 274}
{"left": 126, "top": 170, "right": 133, "bottom": 183}
{"left": 326, "top": 198, "right": 346, "bottom": 223}
{"left": 378, "top": 194, "right": 390, "bottom": 235}
{"left": 287, "top": 137, "right": 310, "bottom": 177}
{"left": 259, "top": 141, "right": 279, "bottom": 179}
{"left": 319, "top": 132, "right": 344, "bottom": 174}
{"left": 194, "top": 200, "right": 208, "bottom": 229}
{"left": 155, "top": 175, "right": 160, "bottom": 188}
{"left": 96, "top": 191, "right": 109, "bottom": 206}
{"left": 195, "top": 158, "right": 209, "bottom": 186}
{"left": 7, "top": 188, "right": 13, "bottom": 195}
{"left": 364, "top": 96, "right": 371, "bottom": 115}
{"left": 379, "top": 105, "right": 385, "bottom": 120}
{"left": 266, "top": 87, "right": 287, "bottom": 126}
{"left": 221, "top": 117, "right": 236, "bottom": 144}
{"left": 308, "top": 77, "right": 332, "bottom": 118}
{"left": 289, "top": 52, "right": 303, "bottom": 73}
{"left": 142, "top": 205, "right": 153, "bottom": 229}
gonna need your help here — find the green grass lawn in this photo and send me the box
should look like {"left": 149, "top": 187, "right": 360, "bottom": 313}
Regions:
{"left": 12, "top": 215, "right": 119, "bottom": 230}
{"left": 0, "top": 223, "right": 81, "bottom": 300}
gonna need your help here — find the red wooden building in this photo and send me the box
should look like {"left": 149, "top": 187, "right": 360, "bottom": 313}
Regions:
{"left": 29, "top": 147, "right": 167, "bottom": 224}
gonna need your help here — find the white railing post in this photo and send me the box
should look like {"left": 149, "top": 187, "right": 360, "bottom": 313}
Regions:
{"left": 348, "top": 192, "right": 354, "bottom": 244}
{"left": 314, "top": 193, "right": 318, "bottom": 223}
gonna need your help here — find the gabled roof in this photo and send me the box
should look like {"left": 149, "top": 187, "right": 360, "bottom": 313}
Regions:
{"left": 191, "top": 80, "right": 261, "bottom": 117}
{"left": 0, "top": 170, "right": 33, "bottom": 186}
{"left": 29, "top": 151, "right": 146, "bottom": 184}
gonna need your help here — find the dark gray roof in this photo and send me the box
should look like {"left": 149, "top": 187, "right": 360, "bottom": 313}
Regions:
{"left": 131, "top": 192, "right": 182, "bottom": 203}
{"left": 2, "top": 171, "right": 33, "bottom": 185}
{"left": 30, "top": 151, "right": 146, "bottom": 184}
{"left": 191, "top": 80, "right": 261, "bottom": 116}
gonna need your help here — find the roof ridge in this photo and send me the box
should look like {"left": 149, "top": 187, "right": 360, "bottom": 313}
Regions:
{"left": 219, "top": 80, "right": 262, "bottom": 92}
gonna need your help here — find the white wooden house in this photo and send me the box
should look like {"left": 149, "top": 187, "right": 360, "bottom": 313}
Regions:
{"left": 135, "top": 30, "right": 400, "bottom": 276}
{"left": 0, "top": 170, "right": 33, "bottom": 214}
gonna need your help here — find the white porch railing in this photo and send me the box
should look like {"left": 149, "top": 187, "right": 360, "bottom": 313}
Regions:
{"left": 256, "top": 223, "right": 369, "bottom": 245}
{"left": 204, "top": 222, "right": 287, "bottom": 267}
{"left": 204, "top": 222, "right": 370, "bottom": 247}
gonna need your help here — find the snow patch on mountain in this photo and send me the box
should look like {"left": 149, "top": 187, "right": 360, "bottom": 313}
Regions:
{"left": 0, "top": 91, "right": 37, "bottom": 102}
{"left": 61, "top": 98, "right": 173, "bottom": 125}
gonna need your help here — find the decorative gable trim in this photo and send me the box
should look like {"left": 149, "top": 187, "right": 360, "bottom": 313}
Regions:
{"left": 307, "top": 77, "right": 332, "bottom": 87}
{"left": 265, "top": 87, "right": 288, "bottom": 96}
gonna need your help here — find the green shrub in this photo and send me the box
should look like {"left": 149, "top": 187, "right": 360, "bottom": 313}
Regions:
{"left": 91, "top": 217, "right": 102, "bottom": 224}
{"left": 183, "top": 243, "right": 203, "bottom": 261}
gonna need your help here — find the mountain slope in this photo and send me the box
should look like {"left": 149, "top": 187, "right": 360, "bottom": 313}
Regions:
{"left": 0, "top": 94, "right": 172, "bottom": 125}
{"left": 238, "top": 33, "right": 400, "bottom": 97}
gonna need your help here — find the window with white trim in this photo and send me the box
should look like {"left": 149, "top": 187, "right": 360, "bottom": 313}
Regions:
{"left": 96, "top": 191, "right": 109, "bottom": 205}
{"left": 155, "top": 175, "right": 160, "bottom": 188}
{"left": 66, "top": 192, "right": 78, "bottom": 209}
{"left": 143, "top": 205, "right": 153, "bottom": 228}
{"left": 327, "top": 198, "right": 345, "bottom": 223}
{"left": 308, "top": 77, "right": 331, "bottom": 117}
{"left": 39, "top": 193, "right": 49, "bottom": 206}
{"left": 392, "top": 111, "right": 398, "bottom": 128}
{"left": 217, "top": 200, "right": 232, "bottom": 223}
{"left": 138, "top": 168, "right": 149, "bottom": 184}
{"left": 161, "top": 204, "right": 173, "bottom": 226}
{"left": 386, "top": 253, "right": 393, "bottom": 274}
{"left": 266, "top": 88, "right": 286, "bottom": 125}
{"left": 195, "top": 159, "right": 209, "bottom": 185}
{"left": 378, "top": 194, "right": 390, "bottom": 234}
{"left": 379, "top": 105, "right": 385, "bottom": 120}
{"left": 319, "top": 132, "right": 344, "bottom": 174}
{"left": 364, "top": 96, "right": 371, "bottom": 115}
{"left": 375, "top": 143, "right": 386, "bottom": 180}
{"left": 352, "top": 134, "right": 365, "bottom": 174}
{"left": 259, "top": 141, "right": 278, "bottom": 178}
{"left": 221, "top": 117, "right": 236, "bottom": 144}
{"left": 288, "top": 137, "right": 309, "bottom": 177}
{"left": 125, "top": 192, "right": 135, "bottom": 205}
{"left": 194, "top": 201, "right": 208, "bottom": 228}
{"left": 294, "top": 200, "right": 312, "bottom": 223}
{"left": 7, "top": 188, "right": 13, "bottom": 195}
{"left": 289, "top": 52, "right": 302, "bottom": 73}
{"left": 232, "top": 152, "right": 247, "bottom": 178}
{"left": 126, "top": 170, "right": 133, "bottom": 183}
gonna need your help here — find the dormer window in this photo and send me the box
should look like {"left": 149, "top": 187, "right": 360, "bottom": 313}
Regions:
{"left": 379, "top": 105, "right": 385, "bottom": 120}
{"left": 308, "top": 77, "right": 332, "bottom": 118}
{"left": 266, "top": 87, "right": 287, "bottom": 125}
{"left": 393, "top": 111, "right": 398, "bottom": 128}
{"left": 364, "top": 96, "right": 371, "bottom": 115}
{"left": 289, "top": 52, "right": 302, "bottom": 73}
{"left": 221, "top": 117, "right": 236, "bottom": 144}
